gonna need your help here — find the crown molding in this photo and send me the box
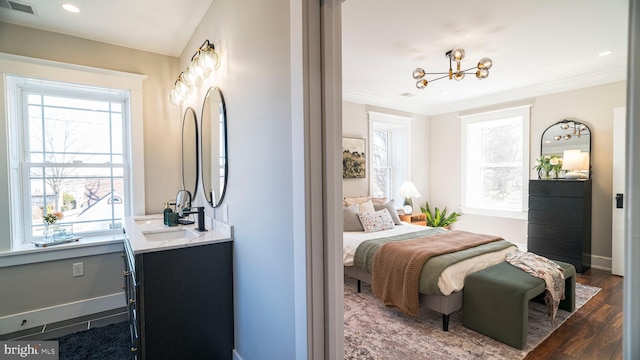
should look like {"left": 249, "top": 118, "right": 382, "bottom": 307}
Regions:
{"left": 343, "top": 65, "right": 627, "bottom": 117}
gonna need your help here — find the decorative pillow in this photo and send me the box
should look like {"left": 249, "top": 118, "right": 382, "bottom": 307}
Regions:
{"left": 343, "top": 204, "right": 364, "bottom": 232}
{"left": 370, "top": 197, "right": 387, "bottom": 205}
{"left": 374, "top": 201, "right": 402, "bottom": 225}
{"left": 357, "top": 209, "right": 395, "bottom": 233}
{"left": 344, "top": 196, "right": 371, "bottom": 207}
{"left": 356, "top": 199, "right": 375, "bottom": 213}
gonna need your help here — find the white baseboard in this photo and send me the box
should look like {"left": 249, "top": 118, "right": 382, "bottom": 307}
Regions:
{"left": 591, "top": 254, "right": 612, "bottom": 272}
{"left": 233, "top": 349, "right": 244, "bottom": 360}
{"left": 0, "top": 293, "right": 124, "bottom": 335}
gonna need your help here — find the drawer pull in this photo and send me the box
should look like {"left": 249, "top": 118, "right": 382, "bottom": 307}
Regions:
{"left": 130, "top": 347, "right": 138, "bottom": 352}
{"left": 129, "top": 298, "right": 136, "bottom": 304}
{"left": 123, "top": 270, "right": 130, "bottom": 277}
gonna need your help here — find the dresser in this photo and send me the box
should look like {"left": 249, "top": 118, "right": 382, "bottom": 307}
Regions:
{"left": 123, "top": 217, "right": 234, "bottom": 359}
{"left": 527, "top": 179, "right": 592, "bottom": 273}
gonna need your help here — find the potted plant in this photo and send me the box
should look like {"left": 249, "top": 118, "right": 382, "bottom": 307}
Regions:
{"left": 533, "top": 154, "right": 564, "bottom": 179}
{"left": 420, "top": 201, "right": 461, "bottom": 228}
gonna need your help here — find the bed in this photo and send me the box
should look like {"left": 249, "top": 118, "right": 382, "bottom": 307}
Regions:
{"left": 343, "top": 221, "right": 517, "bottom": 331}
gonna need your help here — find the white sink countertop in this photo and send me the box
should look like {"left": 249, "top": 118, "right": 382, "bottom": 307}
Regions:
{"left": 124, "top": 215, "right": 233, "bottom": 254}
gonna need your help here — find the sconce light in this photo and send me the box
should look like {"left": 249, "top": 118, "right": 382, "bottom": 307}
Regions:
{"left": 170, "top": 40, "right": 221, "bottom": 105}
{"left": 412, "top": 48, "right": 493, "bottom": 89}
{"left": 553, "top": 119, "right": 588, "bottom": 141}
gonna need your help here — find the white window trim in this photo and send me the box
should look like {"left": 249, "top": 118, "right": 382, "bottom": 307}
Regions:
{"left": 368, "top": 111, "right": 412, "bottom": 206}
{"left": 460, "top": 105, "right": 531, "bottom": 220}
{"left": 0, "top": 52, "right": 146, "bottom": 261}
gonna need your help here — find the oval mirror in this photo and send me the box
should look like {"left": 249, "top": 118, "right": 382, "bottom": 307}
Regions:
{"left": 182, "top": 107, "right": 199, "bottom": 196}
{"left": 541, "top": 119, "right": 591, "bottom": 178}
{"left": 201, "top": 87, "right": 228, "bottom": 207}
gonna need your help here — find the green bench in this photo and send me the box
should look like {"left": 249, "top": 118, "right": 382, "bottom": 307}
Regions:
{"left": 462, "top": 260, "right": 576, "bottom": 349}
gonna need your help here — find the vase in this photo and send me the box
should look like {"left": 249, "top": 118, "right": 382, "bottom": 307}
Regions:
{"left": 44, "top": 224, "right": 58, "bottom": 240}
{"left": 537, "top": 169, "right": 551, "bottom": 180}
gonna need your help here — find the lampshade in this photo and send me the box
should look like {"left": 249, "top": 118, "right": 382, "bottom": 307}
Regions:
{"left": 562, "top": 149, "right": 587, "bottom": 179}
{"left": 397, "top": 181, "right": 421, "bottom": 199}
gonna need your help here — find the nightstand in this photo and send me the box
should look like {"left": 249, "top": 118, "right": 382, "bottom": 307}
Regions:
{"left": 399, "top": 212, "right": 427, "bottom": 226}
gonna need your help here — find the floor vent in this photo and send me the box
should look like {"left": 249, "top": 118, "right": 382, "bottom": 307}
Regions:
{"left": 0, "top": 0, "right": 36, "bottom": 15}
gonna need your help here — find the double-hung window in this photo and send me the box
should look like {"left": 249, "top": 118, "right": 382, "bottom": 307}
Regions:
{"left": 7, "top": 76, "right": 132, "bottom": 244}
{"left": 460, "top": 105, "right": 530, "bottom": 219}
{"left": 369, "top": 112, "right": 411, "bottom": 207}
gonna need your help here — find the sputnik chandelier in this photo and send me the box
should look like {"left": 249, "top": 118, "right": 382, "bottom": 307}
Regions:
{"left": 170, "top": 39, "right": 220, "bottom": 105}
{"left": 412, "top": 48, "right": 493, "bottom": 89}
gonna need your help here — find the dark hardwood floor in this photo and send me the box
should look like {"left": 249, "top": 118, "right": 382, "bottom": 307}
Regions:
{"left": 525, "top": 269, "right": 623, "bottom": 360}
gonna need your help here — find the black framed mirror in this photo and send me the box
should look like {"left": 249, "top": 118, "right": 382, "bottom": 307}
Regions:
{"left": 541, "top": 119, "right": 591, "bottom": 179}
{"left": 201, "top": 87, "right": 228, "bottom": 208}
{"left": 182, "top": 107, "right": 199, "bottom": 196}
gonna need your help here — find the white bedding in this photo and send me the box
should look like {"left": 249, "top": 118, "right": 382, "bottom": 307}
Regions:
{"left": 343, "top": 224, "right": 517, "bottom": 295}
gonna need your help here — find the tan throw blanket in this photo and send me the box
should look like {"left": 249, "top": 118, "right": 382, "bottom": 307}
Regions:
{"left": 506, "top": 251, "right": 565, "bottom": 324}
{"left": 371, "top": 230, "right": 503, "bottom": 316}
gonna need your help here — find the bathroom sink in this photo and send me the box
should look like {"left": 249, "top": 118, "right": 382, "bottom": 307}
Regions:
{"left": 134, "top": 216, "right": 163, "bottom": 225}
{"left": 141, "top": 228, "right": 202, "bottom": 241}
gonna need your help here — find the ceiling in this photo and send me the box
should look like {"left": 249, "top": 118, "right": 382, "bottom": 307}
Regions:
{"left": 0, "top": 0, "right": 629, "bottom": 116}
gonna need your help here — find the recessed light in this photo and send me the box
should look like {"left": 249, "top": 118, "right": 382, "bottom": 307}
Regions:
{"left": 598, "top": 50, "right": 613, "bottom": 57}
{"left": 61, "top": 3, "right": 80, "bottom": 13}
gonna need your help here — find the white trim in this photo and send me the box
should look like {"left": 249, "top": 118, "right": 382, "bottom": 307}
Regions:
{"left": 590, "top": 254, "right": 612, "bottom": 272}
{"left": 0, "top": 292, "right": 124, "bottom": 335}
{"left": 0, "top": 235, "right": 124, "bottom": 268}
{"left": 460, "top": 104, "right": 531, "bottom": 214}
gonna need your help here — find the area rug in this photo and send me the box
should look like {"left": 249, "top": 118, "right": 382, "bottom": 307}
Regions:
{"left": 344, "top": 275, "right": 600, "bottom": 360}
{"left": 47, "top": 321, "right": 130, "bottom": 360}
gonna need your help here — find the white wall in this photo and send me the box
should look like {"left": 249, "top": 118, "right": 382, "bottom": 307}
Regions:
{"left": 342, "top": 101, "right": 430, "bottom": 205}
{"left": 180, "top": 1, "right": 302, "bottom": 358}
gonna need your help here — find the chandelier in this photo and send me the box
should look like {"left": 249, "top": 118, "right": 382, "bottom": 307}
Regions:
{"left": 412, "top": 48, "right": 493, "bottom": 89}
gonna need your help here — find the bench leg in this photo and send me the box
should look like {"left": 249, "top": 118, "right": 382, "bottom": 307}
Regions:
{"left": 442, "top": 314, "right": 449, "bottom": 331}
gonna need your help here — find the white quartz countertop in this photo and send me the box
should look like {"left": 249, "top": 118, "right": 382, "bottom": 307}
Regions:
{"left": 123, "top": 215, "right": 233, "bottom": 254}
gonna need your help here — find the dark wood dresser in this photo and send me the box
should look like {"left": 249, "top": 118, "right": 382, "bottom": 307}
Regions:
{"left": 527, "top": 179, "right": 592, "bottom": 273}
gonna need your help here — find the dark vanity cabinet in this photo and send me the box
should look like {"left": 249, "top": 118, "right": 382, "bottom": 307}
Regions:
{"left": 123, "top": 238, "right": 234, "bottom": 359}
{"left": 527, "top": 179, "right": 592, "bottom": 273}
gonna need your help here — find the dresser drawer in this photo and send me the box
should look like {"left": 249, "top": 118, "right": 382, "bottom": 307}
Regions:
{"left": 527, "top": 237, "right": 583, "bottom": 258}
{"left": 528, "top": 209, "right": 584, "bottom": 228}
{"left": 529, "top": 180, "right": 588, "bottom": 197}
{"left": 528, "top": 195, "right": 584, "bottom": 212}
{"left": 528, "top": 249, "right": 583, "bottom": 273}
{"left": 528, "top": 223, "right": 583, "bottom": 243}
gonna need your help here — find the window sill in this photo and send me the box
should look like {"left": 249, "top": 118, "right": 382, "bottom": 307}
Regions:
{"left": 460, "top": 206, "right": 528, "bottom": 220}
{"left": 0, "top": 234, "right": 125, "bottom": 268}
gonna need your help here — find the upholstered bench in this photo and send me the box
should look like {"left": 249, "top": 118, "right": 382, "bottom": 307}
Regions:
{"left": 462, "top": 260, "right": 576, "bottom": 349}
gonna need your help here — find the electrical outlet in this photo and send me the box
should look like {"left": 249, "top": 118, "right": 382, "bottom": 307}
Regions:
{"left": 73, "top": 262, "right": 84, "bottom": 277}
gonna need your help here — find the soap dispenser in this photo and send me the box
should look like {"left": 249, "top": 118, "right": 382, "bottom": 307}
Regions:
{"left": 163, "top": 202, "right": 173, "bottom": 226}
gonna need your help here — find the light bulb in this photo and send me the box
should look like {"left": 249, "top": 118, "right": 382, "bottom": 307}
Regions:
{"left": 187, "top": 64, "right": 203, "bottom": 86}
{"left": 175, "top": 76, "right": 191, "bottom": 97}
{"left": 416, "top": 79, "right": 428, "bottom": 89}
{"left": 169, "top": 89, "right": 184, "bottom": 105}
{"left": 412, "top": 68, "right": 426, "bottom": 80}
{"left": 450, "top": 48, "right": 465, "bottom": 61}
{"left": 197, "top": 47, "right": 220, "bottom": 73}
{"left": 453, "top": 71, "right": 465, "bottom": 81}
{"left": 182, "top": 68, "right": 200, "bottom": 87}
{"left": 476, "top": 68, "right": 489, "bottom": 79}
{"left": 477, "top": 57, "right": 493, "bottom": 70}
{"left": 554, "top": 135, "right": 562, "bottom": 141}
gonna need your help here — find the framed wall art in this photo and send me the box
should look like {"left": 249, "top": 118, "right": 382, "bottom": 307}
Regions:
{"left": 342, "top": 137, "right": 366, "bottom": 178}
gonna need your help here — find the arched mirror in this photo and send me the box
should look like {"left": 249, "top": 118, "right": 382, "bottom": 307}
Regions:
{"left": 541, "top": 119, "right": 591, "bottom": 179}
{"left": 201, "top": 87, "right": 228, "bottom": 207}
{"left": 182, "top": 107, "right": 199, "bottom": 196}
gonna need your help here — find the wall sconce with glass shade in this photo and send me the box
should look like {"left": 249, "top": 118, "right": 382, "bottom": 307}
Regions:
{"left": 170, "top": 40, "right": 221, "bottom": 105}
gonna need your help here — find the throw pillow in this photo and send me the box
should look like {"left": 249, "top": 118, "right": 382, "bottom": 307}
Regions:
{"left": 374, "top": 201, "right": 402, "bottom": 225}
{"left": 357, "top": 209, "right": 395, "bottom": 233}
{"left": 370, "top": 197, "right": 387, "bottom": 205}
{"left": 344, "top": 195, "right": 371, "bottom": 207}
{"left": 343, "top": 204, "right": 364, "bottom": 231}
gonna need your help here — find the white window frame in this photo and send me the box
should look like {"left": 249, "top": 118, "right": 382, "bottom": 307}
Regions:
{"left": 0, "top": 52, "right": 146, "bottom": 256}
{"left": 460, "top": 105, "right": 530, "bottom": 220}
{"left": 368, "top": 111, "right": 412, "bottom": 208}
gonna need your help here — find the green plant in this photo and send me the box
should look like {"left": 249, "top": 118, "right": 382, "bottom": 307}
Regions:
{"left": 533, "top": 154, "right": 563, "bottom": 179}
{"left": 420, "top": 201, "right": 461, "bottom": 228}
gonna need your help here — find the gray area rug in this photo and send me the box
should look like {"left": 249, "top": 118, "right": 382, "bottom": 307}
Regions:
{"left": 344, "top": 275, "right": 600, "bottom": 359}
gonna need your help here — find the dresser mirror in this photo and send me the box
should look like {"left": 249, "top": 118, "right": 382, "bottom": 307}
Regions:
{"left": 541, "top": 119, "right": 591, "bottom": 178}
{"left": 182, "top": 107, "right": 199, "bottom": 197}
{"left": 200, "top": 87, "right": 228, "bottom": 208}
